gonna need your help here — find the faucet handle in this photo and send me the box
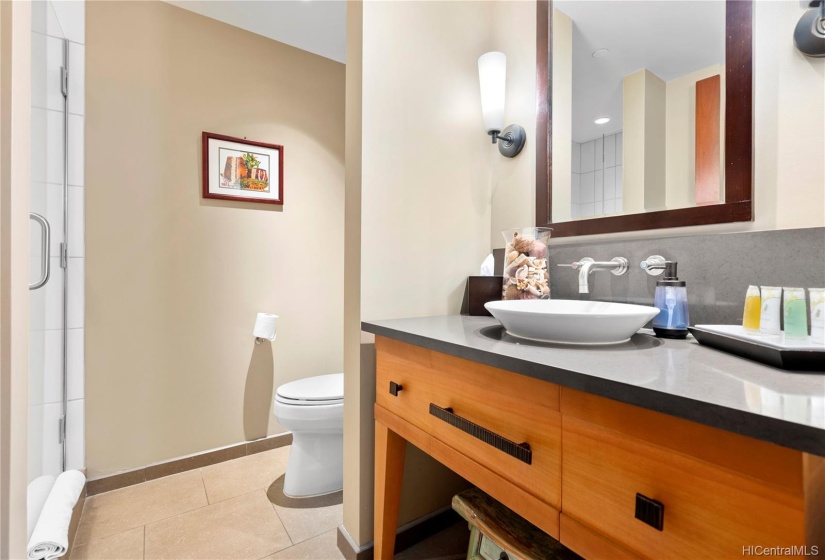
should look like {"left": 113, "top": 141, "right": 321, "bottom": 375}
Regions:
{"left": 640, "top": 255, "right": 667, "bottom": 276}
{"left": 557, "top": 257, "right": 593, "bottom": 270}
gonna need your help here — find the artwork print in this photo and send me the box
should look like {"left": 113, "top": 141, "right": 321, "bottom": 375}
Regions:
{"left": 202, "top": 132, "right": 283, "bottom": 205}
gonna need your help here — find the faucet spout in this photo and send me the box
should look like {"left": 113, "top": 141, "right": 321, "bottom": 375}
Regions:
{"left": 578, "top": 260, "right": 597, "bottom": 294}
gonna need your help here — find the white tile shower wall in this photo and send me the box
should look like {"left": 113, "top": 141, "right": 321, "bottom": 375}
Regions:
{"left": 580, "top": 140, "right": 595, "bottom": 173}
{"left": 29, "top": 0, "right": 85, "bottom": 480}
{"left": 65, "top": 1, "right": 85, "bottom": 474}
{"left": 571, "top": 141, "right": 581, "bottom": 217}
{"left": 571, "top": 131, "right": 622, "bottom": 219}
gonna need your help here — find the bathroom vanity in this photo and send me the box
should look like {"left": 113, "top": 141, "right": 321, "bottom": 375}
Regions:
{"left": 366, "top": 316, "right": 825, "bottom": 560}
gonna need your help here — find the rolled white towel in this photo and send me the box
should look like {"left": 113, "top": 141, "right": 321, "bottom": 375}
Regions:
{"left": 27, "top": 470, "right": 85, "bottom": 560}
{"left": 27, "top": 476, "right": 57, "bottom": 540}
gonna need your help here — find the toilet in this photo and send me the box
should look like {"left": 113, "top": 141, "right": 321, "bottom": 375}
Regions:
{"left": 273, "top": 373, "right": 344, "bottom": 497}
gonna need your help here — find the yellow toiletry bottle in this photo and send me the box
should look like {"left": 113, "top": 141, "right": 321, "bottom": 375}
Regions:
{"left": 743, "top": 285, "right": 761, "bottom": 333}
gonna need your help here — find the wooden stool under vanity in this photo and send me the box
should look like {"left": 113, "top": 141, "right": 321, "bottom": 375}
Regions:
{"left": 452, "top": 487, "right": 582, "bottom": 560}
{"left": 369, "top": 328, "right": 825, "bottom": 560}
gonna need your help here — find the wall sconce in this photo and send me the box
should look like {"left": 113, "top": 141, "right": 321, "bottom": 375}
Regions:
{"left": 794, "top": 1, "right": 825, "bottom": 57}
{"left": 478, "top": 51, "right": 526, "bottom": 158}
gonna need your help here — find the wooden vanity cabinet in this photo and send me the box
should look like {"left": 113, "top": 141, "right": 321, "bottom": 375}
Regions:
{"left": 373, "top": 337, "right": 824, "bottom": 560}
{"left": 561, "top": 389, "right": 811, "bottom": 559}
{"left": 374, "top": 337, "right": 562, "bottom": 543}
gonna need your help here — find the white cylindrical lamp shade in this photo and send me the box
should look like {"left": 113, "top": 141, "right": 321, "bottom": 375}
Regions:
{"left": 478, "top": 51, "right": 506, "bottom": 133}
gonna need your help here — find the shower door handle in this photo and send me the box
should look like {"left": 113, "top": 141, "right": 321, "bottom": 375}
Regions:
{"left": 29, "top": 213, "right": 51, "bottom": 290}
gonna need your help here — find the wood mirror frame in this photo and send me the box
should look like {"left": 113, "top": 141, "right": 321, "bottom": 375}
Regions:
{"left": 535, "top": 0, "right": 753, "bottom": 238}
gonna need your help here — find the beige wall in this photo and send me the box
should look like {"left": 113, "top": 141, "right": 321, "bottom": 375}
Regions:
{"left": 623, "top": 69, "right": 666, "bottom": 214}
{"left": 495, "top": 0, "right": 825, "bottom": 244}
{"left": 344, "top": 0, "right": 496, "bottom": 546}
{"left": 622, "top": 70, "right": 645, "bottom": 214}
{"left": 665, "top": 64, "right": 726, "bottom": 209}
{"left": 643, "top": 71, "right": 667, "bottom": 212}
{"left": 490, "top": 0, "right": 538, "bottom": 246}
{"left": 0, "top": 0, "right": 32, "bottom": 554}
{"left": 343, "top": 0, "right": 367, "bottom": 547}
{"left": 86, "top": 1, "right": 345, "bottom": 478}
{"left": 550, "top": 8, "right": 572, "bottom": 224}
{"left": 360, "top": 1, "right": 493, "bottom": 321}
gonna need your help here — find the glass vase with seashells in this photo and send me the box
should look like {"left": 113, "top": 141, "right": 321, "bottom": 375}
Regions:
{"left": 502, "top": 227, "right": 552, "bottom": 300}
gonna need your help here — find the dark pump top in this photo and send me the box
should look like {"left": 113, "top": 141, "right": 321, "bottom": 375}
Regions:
{"left": 657, "top": 261, "right": 686, "bottom": 287}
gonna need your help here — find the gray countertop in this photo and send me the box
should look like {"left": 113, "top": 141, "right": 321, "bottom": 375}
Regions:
{"left": 362, "top": 315, "right": 825, "bottom": 457}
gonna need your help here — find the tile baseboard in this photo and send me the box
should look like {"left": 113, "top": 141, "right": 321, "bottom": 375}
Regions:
{"left": 336, "top": 507, "right": 462, "bottom": 560}
{"left": 86, "top": 432, "right": 292, "bottom": 496}
{"left": 66, "top": 481, "right": 86, "bottom": 556}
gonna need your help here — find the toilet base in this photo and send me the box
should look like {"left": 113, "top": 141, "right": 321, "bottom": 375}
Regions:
{"left": 283, "top": 432, "right": 343, "bottom": 497}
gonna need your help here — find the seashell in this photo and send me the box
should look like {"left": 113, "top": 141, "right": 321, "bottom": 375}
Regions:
{"left": 503, "top": 284, "right": 520, "bottom": 300}
{"left": 529, "top": 241, "right": 548, "bottom": 259}
{"left": 515, "top": 265, "right": 529, "bottom": 280}
{"left": 506, "top": 250, "right": 520, "bottom": 264}
{"left": 513, "top": 254, "right": 530, "bottom": 267}
{"left": 532, "top": 259, "right": 546, "bottom": 269}
{"left": 505, "top": 260, "right": 523, "bottom": 277}
{"left": 511, "top": 235, "right": 536, "bottom": 254}
{"left": 527, "top": 284, "right": 543, "bottom": 297}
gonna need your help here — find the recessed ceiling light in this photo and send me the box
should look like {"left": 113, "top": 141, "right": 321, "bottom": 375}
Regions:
{"left": 592, "top": 49, "right": 609, "bottom": 58}
{"left": 594, "top": 117, "right": 610, "bottom": 125}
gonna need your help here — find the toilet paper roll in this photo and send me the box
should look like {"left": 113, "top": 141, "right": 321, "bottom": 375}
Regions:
{"left": 253, "top": 313, "right": 278, "bottom": 341}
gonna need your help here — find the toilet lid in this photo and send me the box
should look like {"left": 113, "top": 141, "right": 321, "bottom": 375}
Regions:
{"left": 276, "top": 373, "right": 344, "bottom": 404}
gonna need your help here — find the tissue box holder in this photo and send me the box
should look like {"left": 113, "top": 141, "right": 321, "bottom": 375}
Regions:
{"left": 461, "top": 276, "right": 503, "bottom": 317}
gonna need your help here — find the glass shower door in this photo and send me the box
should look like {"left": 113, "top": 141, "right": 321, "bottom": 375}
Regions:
{"left": 29, "top": 0, "right": 68, "bottom": 481}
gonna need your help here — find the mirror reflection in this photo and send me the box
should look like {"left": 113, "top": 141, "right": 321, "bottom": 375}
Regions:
{"left": 551, "top": 1, "right": 726, "bottom": 223}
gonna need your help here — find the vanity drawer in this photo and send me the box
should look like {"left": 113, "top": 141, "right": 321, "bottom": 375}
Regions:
{"left": 375, "top": 336, "right": 562, "bottom": 509}
{"left": 561, "top": 415, "right": 806, "bottom": 559}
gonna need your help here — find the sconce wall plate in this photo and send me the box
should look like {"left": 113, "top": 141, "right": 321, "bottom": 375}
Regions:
{"left": 492, "top": 124, "right": 526, "bottom": 158}
{"left": 795, "top": 1, "right": 825, "bottom": 57}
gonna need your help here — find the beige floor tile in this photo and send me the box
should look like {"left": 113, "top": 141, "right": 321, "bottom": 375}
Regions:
{"left": 144, "top": 490, "right": 292, "bottom": 560}
{"left": 201, "top": 447, "right": 290, "bottom": 504}
{"left": 76, "top": 470, "right": 207, "bottom": 544}
{"left": 69, "top": 527, "right": 145, "bottom": 560}
{"left": 272, "top": 502, "right": 343, "bottom": 545}
{"left": 265, "top": 528, "right": 344, "bottom": 560}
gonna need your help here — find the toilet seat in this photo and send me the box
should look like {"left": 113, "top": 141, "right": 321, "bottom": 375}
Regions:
{"left": 275, "top": 373, "right": 343, "bottom": 406}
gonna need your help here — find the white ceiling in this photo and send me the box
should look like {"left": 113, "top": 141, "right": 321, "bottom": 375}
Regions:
{"left": 165, "top": 0, "right": 347, "bottom": 63}
{"left": 555, "top": 1, "right": 725, "bottom": 143}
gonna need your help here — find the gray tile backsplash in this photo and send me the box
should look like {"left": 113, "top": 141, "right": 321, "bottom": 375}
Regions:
{"left": 546, "top": 227, "right": 825, "bottom": 326}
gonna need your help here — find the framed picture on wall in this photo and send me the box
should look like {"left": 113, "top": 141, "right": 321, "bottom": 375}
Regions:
{"left": 202, "top": 132, "right": 284, "bottom": 205}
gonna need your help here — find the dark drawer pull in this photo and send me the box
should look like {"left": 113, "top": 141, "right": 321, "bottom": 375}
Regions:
{"left": 389, "top": 381, "right": 403, "bottom": 396}
{"left": 635, "top": 493, "right": 665, "bottom": 531}
{"left": 429, "top": 403, "right": 532, "bottom": 465}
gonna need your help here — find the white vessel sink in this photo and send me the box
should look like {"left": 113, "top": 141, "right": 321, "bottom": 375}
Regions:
{"left": 485, "top": 299, "right": 660, "bottom": 345}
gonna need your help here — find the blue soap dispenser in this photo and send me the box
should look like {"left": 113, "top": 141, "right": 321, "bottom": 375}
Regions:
{"left": 651, "top": 261, "right": 689, "bottom": 339}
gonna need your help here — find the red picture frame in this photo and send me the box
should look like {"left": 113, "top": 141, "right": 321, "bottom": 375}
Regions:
{"left": 202, "top": 132, "right": 284, "bottom": 205}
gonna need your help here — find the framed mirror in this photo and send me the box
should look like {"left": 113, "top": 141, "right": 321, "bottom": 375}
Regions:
{"left": 536, "top": 0, "right": 753, "bottom": 237}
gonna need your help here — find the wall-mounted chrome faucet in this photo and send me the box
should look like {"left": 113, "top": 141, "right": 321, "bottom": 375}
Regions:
{"left": 557, "top": 257, "right": 628, "bottom": 294}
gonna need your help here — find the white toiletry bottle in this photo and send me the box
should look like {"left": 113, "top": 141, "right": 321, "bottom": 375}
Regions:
{"left": 759, "top": 286, "right": 782, "bottom": 335}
